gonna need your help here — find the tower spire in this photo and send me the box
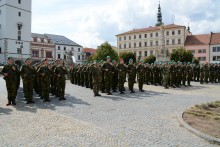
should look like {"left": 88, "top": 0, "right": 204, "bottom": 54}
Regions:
{"left": 156, "top": 1, "right": 163, "bottom": 26}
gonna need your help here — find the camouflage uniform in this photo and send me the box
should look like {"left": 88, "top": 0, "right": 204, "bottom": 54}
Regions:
{"left": 1, "top": 63, "right": 17, "bottom": 105}
{"left": 186, "top": 64, "right": 193, "bottom": 86}
{"left": 112, "top": 63, "right": 118, "bottom": 92}
{"left": 127, "top": 63, "right": 136, "bottom": 93}
{"left": 92, "top": 64, "right": 102, "bottom": 96}
{"left": 116, "top": 63, "right": 127, "bottom": 93}
{"left": 136, "top": 63, "right": 145, "bottom": 92}
{"left": 101, "top": 61, "right": 113, "bottom": 95}
{"left": 54, "top": 65, "right": 67, "bottom": 100}
{"left": 20, "top": 63, "right": 35, "bottom": 103}
{"left": 162, "top": 64, "right": 170, "bottom": 89}
{"left": 37, "top": 64, "right": 51, "bottom": 102}
{"left": 200, "top": 64, "right": 205, "bottom": 84}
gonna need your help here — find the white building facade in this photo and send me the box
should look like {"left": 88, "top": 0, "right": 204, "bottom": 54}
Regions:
{"left": 210, "top": 33, "right": 220, "bottom": 63}
{"left": 116, "top": 24, "right": 189, "bottom": 59}
{"left": 45, "top": 34, "right": 83, "bottom": 63}
{"left": 0, "top": 0, "right": 32, "bottom": 65}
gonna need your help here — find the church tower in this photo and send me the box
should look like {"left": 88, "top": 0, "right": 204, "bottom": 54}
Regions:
{"left": 155, "top": 2, "right": 163, "bottom": 26}
{"left": 0, "top": 0, "right": 32, "bottom": 65}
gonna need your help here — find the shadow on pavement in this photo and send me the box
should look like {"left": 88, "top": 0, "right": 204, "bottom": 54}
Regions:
{"left": 0, "top": 107, "right": 13, "bottom": 115}
{"left": 14, "top": 88, "right": 90, "bottom": 113}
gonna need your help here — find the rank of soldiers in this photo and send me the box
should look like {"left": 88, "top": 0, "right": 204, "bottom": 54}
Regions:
{"left": 1, "top": 56, "right": 220, "bottom": 106}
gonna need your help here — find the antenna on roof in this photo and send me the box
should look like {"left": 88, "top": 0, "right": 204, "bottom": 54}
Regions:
{"left": 172, "top": 15, "right": 175, "bottom": 24}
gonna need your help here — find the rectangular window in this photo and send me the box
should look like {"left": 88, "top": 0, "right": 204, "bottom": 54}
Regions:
{"left": 119, "top": 44, "right": 121, "bottom": 49}
{"left": 134, "top": 35, "right": 136, "bottom": 39}
{"left": 150, "top": 41, "right": 153, "bottom": 46}
{"left": 58, "top": 54, "right": 61, "bottom": 59}
{"left": 217, "top": 47, "right": 220, "bottom": 52}
{"left": 18, "top": 12, "right": 21, "bottom": 16}
{"left": 18, "top": 0, "right": 21, "bottom": 4}
{"left": 46, "top": 52, "right": 52, "bottom": 58}
{"left": 64, "top": 54, "right": 66, "bottom": 60}
{"left": 17, "top": 48, "right": 22, "bottom": 54}
{"left": 198, "top": 49, "right": 206, "bottom": 53}
{"left": 129, "top": 43, "right": 131, "bottom": 48}
{"left": 64, "top": 46, "right": 66, "bottom": 51}
{"left": 139, "top": 34, "right": 141, "bottom": 39}
{"left": 134, "top": 43, "right": 136, "bottom": 48}
{"left": 178, "top": 39, "right": 181, "bottom": 44}
{"left": 119, "top": 37, "right": 121, "bottom": 41}
{"left": 58, "top": 46, "right": 60, "bottom": 50}
{"left": 139, "top": 42, "right": 142, "bottom": 47}
{"left": 150, "top": 50, "right": 153, "bottom": 55}
{"left": 78, "top": 55, "right": 80, "bottom": 60}
{"left": 191, "top": 50, "right": 195, "bottom": 54}
{"left": 217, "top": 56, "right": 220, "bottom": 61}
{"left": 78, "top": 48, "right": 80, "bottom": 52}
{"left": 166, "top": 40, "right": 169, "bottom": 45}
{"left": 124, "top": 36, "right": 126, "bottom": 40}
{"left": 198, "top": 57, "right": 206, "bottom": 61}
{"left": 82, "top": 55, "right": 85, "bottom": 60}
{"left": 129, "top": 36, "right": 131, "bottom": 40}
{"left": 156, "top": 41, "right": 158, "bottom": 46}
{"left": 172, "top": 39, "right": 175, "bottom": 45}
{"left": 124, "top": 44, "right": 126, "bottom": 49}
{"left": 213, "top": 47, "right": 216, "bottom": 52}
{"left": 139, "top": 51, "right": 142, "bottom": 57}
{"left": 18, "top": 35, "right": 21, "bottom": 41}
{"left": 172, "top": 30, "right": 175, "bottom": 35}
{"left": 32, "top": 51, "right": 39, "bottom": 57}
{"left": 178, "top": 30, "right": 181, "bottom": 35}
{"left": 166, "top": 31, "right": 169, "bottom": 36}
{"left": 145, "top": 42, "right": 147, "bottom": 47}
{"left": 145, "top": 34, "right": 147, "bottom": 38}
{"left": 144, "top": 51, "right": 147, "bottom": 56}
{"left": 150, "top": 33, "right": 153, "bottom": 37}
{"left": 0, "top": 47, "right": 2, "bottom": 53}
{"left": 213, "top": 56, "right": 216, "bottom": 61}
{"left": 156, "top": 32, "right": 158, "bottom": 37}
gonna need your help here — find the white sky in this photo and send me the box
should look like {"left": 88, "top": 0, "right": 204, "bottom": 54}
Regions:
{"left": 32, "top": 0, "right": 220, "bottom": 48}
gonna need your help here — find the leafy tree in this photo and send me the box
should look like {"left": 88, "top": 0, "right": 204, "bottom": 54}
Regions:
{"left": 87, "top": 55, "right": 94, "bottom": 63}
{"left": 193, "top": 58, "right": 200, "bottom": 65}
{"left": 92, "top": 42, "right": 119, "bottom": 62}
{"left": 170, "top": 47, "right": 193, "bottom": 63}
{"left": 119, "top": 51, "right": 136, "bottom": 64}
{"left": 144, "top": 55, "right": 156, "bottom": 64}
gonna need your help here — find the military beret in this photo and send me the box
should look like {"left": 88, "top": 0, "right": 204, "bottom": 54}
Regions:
{"left": 106, "top": 56, "right": 110, "bottom": 59}
{"left": 25, "top": 58, "right": 30, "bottom": 62}
{"left": 187, "top": 62, "right": 190, "bottom": 64}
{"left": 7, "top": 57, "right": 13, "bottom": 60}
{"left": 112, "top": 60, "right": 116, "bottom": 63}
{"left": 139, "top": 59, "right": 143, "bottom": 62}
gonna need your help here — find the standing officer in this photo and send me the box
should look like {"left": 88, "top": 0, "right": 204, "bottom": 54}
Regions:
{"left": 136, "top": 59, "right": 145, "bottom": 92}
{"left": 162, "top": 62, "right": 170, "bottom": 89}
{"left": 101, "top": 56, "right": 113, "bottom": 95}
{"left": 37, "top": 59, "right": 51, "bottom": 102}
{"left": 127, "top": 59, "right": 136, "bottom": 93}
{"left": 92, "top": 60, "right": 102, "bottom": 96}
{"left": 1, "top": 57, "right": 17, "bottom": 105}
{"left": 186, "top": 62, "right": 193, "bottom": 86}
{"left": 54, "top": 59, "right": 67, "bottom": 100}
{"left": 116, "top": 58, "right": 127, "bottom": 94}
{"left": 20, "top": 58, "right": 35, "bottom": 104}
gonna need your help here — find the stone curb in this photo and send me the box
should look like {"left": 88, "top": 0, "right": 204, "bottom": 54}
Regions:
{"left": 177, "top": 112, "right": 220, "bottom": 145}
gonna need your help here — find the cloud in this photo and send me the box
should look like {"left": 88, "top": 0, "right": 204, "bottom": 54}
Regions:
{"left": 32, "top": 0, "right": 220, "bottom": 48}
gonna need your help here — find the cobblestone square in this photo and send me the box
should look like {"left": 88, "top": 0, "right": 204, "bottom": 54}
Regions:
{"left": 0, "top": 77, "right": 219, "bottom": 146}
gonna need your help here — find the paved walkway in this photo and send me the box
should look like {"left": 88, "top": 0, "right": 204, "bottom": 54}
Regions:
{"left": 0, "top": 77, "right": 219, "bottom": 146}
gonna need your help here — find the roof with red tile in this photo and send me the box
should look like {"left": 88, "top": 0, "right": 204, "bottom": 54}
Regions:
{"left": 185, "top": 34, "right": 211, "bottom": 46}
{"left": 210, "top": 32, "right": 220, "bottom": 45}
{"left": 83, "top": 48, "right": 96, "bottom": 53}
{"left": 116, "top": 24, "right": 186, "bottom": 36}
